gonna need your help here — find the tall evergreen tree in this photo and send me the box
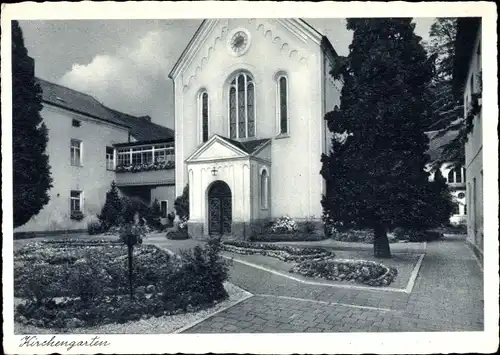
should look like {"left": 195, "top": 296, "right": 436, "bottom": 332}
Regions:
{"left": 321, "top": 18, "right": 437, "bottom": 258}
{"left": 12, "top": 20, "right": 53, "bottom": 228}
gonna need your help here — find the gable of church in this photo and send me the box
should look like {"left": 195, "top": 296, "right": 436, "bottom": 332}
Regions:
{"left": 186, "top": 136, "right": 248, "bottom": 162}
{"left": 169, "top": 19, "right": 326, "bottom": 92}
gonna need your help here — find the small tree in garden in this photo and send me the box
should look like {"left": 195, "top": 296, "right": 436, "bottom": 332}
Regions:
{"left": 321, "top": 18, "right": 440, "bottom": 258}
{"left": 174, "top": 184, "right": 190, "bottom": 223}
{"left": 98, "top": 181, "right": 122, "bottom": 230}
{"left": 150, "top": 199, "right": 162, "bottom": 229}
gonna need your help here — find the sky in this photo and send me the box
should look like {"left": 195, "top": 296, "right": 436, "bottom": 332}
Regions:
{"left": 19, "top": 18, "right": 436, "bottom": 130}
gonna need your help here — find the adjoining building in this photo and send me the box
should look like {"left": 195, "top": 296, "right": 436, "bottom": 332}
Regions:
{"left": 425, "top": 130, "right": 467, "bottom": 225}
{"left": 454, "top": 17, "right": 482, "bottom": 263}
{"left": 14, "top": 78, "right": 176, "bottom": 235}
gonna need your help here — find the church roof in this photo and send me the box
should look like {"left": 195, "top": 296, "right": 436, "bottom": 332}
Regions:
{"left": 168, "top": 18, "right": 337, "bottom": 80}
{"left": 218, "top": 136, "right": 271, "bottom": 155}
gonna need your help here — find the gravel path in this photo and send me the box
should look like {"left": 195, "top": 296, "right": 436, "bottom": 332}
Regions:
{"left": 14, "top": 282, "right": 252, "bottom": 334}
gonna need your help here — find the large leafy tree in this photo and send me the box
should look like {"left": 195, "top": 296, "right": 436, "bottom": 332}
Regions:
{"left": 423, "top": 18, "right": 466, "bottom": 167}
{"left": 321, "top": 18, "right": 448, "bottom": 258}
{"left": 12, "top": 20, "right": 53, "bottom": 228}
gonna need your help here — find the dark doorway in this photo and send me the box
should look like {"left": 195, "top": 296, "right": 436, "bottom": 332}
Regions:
{"left": 208, "top": 180, "right": 232, "bottom": 235}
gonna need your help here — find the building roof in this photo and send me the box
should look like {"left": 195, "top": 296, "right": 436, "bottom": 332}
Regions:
{"left": 37, "top": 78, "right": 174, "bottom": 142}
{"left": 37, "top": 78, "right": 129, "bottom": 128}
{"left": 218, "top": 136, "right": 271, "bottom": 155}
{"left": 105, "top": 107, "right": 175, "bottom": 142}
{"left": 425, "top": 129, "right": 460, "bottom": 163}
{"left": 453, "top": 17, "right": 481, "bottom": 98}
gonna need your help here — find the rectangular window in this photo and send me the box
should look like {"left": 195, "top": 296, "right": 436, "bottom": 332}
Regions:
{"left": 106, "top": 146, "right": 114, "bottom": 170}
{"left": 117, "top": 150, "right": 131, "bottom": 166}
{"left": 70, "top": 190, "right": 82, "bottom": 212}
{"left": 70, "top": 139, "right": 82, "bottom": 166}
{"left": 160, "top": 200, "right": 168, "bottom": 218}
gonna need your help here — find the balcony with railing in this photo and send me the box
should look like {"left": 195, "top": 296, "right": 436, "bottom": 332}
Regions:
{"left": 114, "top": 142, "right": 175, "bottom": 186}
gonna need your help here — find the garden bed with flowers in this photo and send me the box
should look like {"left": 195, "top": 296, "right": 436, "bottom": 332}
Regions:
{"left": 14, "top": 238, "right": 230, "bottom": 330}
{"left": 222, "top": 240, "right": 404, "bottom": 287}
{"left": 249, "top": 216, "right": 327, "bottom": 242}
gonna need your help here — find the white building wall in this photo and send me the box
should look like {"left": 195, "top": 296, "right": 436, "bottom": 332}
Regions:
{"left": 464, "top": 26, "right": 483, "bottom": 255}
{"left": 15, "top": 104, "right": 129, "bottom": 233}
{"left": 172, "top": 19, "right": 339, "bottom": 224}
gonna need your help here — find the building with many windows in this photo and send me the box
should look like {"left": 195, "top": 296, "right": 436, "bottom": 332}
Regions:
{"left": 168, "top": 19, "right": 342, "bottom": 238}
{"left": 454, "top": 18, "right": 483, "bottom": 263}
{"left": 14, "top": 78, "right": 176, "bottom": 234}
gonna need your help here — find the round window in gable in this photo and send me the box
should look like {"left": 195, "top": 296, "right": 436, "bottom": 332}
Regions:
{"left": 457, "top": 192, "right": 465, "bottom": 199}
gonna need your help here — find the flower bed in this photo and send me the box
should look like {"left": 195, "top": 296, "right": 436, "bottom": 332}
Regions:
{"left": 14, "top": 238, "right": 229, "bottom": 329}
{"left": 222, "top": 240, "right": 397, "bottom": 287}
{"left": 290, "top": 258, "right": 398, "bottom": 287}
{"left": 222, "top": 240, "right": 332, "bottom": 262}
{"left": 250, "top": 232, "right": 326, "bottom": 242}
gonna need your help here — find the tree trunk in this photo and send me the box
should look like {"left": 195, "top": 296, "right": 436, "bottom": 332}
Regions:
{"left": 373, "top": 224, "right": 391, "bottom": 258}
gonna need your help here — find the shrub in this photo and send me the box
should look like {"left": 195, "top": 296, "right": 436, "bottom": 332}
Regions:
{"left": 392, "top": 228, "right": 444, "bottom": 242}
{"left": 174, "top": 185, "right": 189, "bottom": 222}
{"left": 161, "top": 237, "right": 229, "bottom": 311}
{"left": 330, "top": 229, "right": 374, "bottom": 243}
{"left": 166, "top": 229, "right": 189, "bottom": 240}
{"left": 87, "top": 220, "right": 104, "bottom": 235}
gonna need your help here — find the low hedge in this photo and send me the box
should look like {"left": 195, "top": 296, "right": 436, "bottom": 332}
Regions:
{"left": 14, "top": 238, "right": 230, "bottom": 329}
{"left": 166, "top": 229, "right": 189, "bottom": 240}
{"left": 392, "top": 228, "right": 444, "bottom": 242}
{"left": 290, "top": 258, "right": 398, "bottom": 287}
{"left": 222, "top": 240, "right": 332, "bottom": 262}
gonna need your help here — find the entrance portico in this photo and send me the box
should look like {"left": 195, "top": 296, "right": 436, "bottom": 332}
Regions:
{"left": 185, "top": 135, "right": 271, "bottom": 239}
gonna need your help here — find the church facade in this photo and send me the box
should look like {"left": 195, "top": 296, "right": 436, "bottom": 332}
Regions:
{"left": 169, "top": 19, "right": 342, "bottom": 239}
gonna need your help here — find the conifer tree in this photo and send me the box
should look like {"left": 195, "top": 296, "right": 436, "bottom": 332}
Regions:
{"left": 321, "top": 18, "right": 437, "bottom": 258}
{"left": 98, "top": 181, "right": 122, "bottom": 229}
{"left": 12, "top": 20, "right": 53, "bottom": 227}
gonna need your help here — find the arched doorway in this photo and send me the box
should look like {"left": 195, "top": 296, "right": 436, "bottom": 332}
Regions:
{"left": 207, "top": 180, "right": 232, "bottom": 235}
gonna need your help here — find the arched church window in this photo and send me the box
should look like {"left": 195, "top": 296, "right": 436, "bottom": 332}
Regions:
{"left": 260, "top": 169, "right": 269, "bottom": 209}
{"left": 199, "top": 90, "right": 209, "bottom": 143}
{"left": 277, "top": 75, "right": 288, "bottom": 134}
{"left": 229, "top": 72, "right": 255, "bottom": 139}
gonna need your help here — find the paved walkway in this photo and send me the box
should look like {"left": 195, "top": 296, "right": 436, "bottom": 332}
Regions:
{"left": 146, "top": 233, "right": 483, "bottom": 333}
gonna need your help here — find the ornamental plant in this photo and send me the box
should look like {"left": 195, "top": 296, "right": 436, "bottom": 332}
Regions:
{"left": 270, "top": 216, "right": 298, "bottom": 234}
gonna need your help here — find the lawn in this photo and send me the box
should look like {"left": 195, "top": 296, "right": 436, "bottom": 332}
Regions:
{"left": 14, "top": 237, "right": 231, "bottom": 332}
